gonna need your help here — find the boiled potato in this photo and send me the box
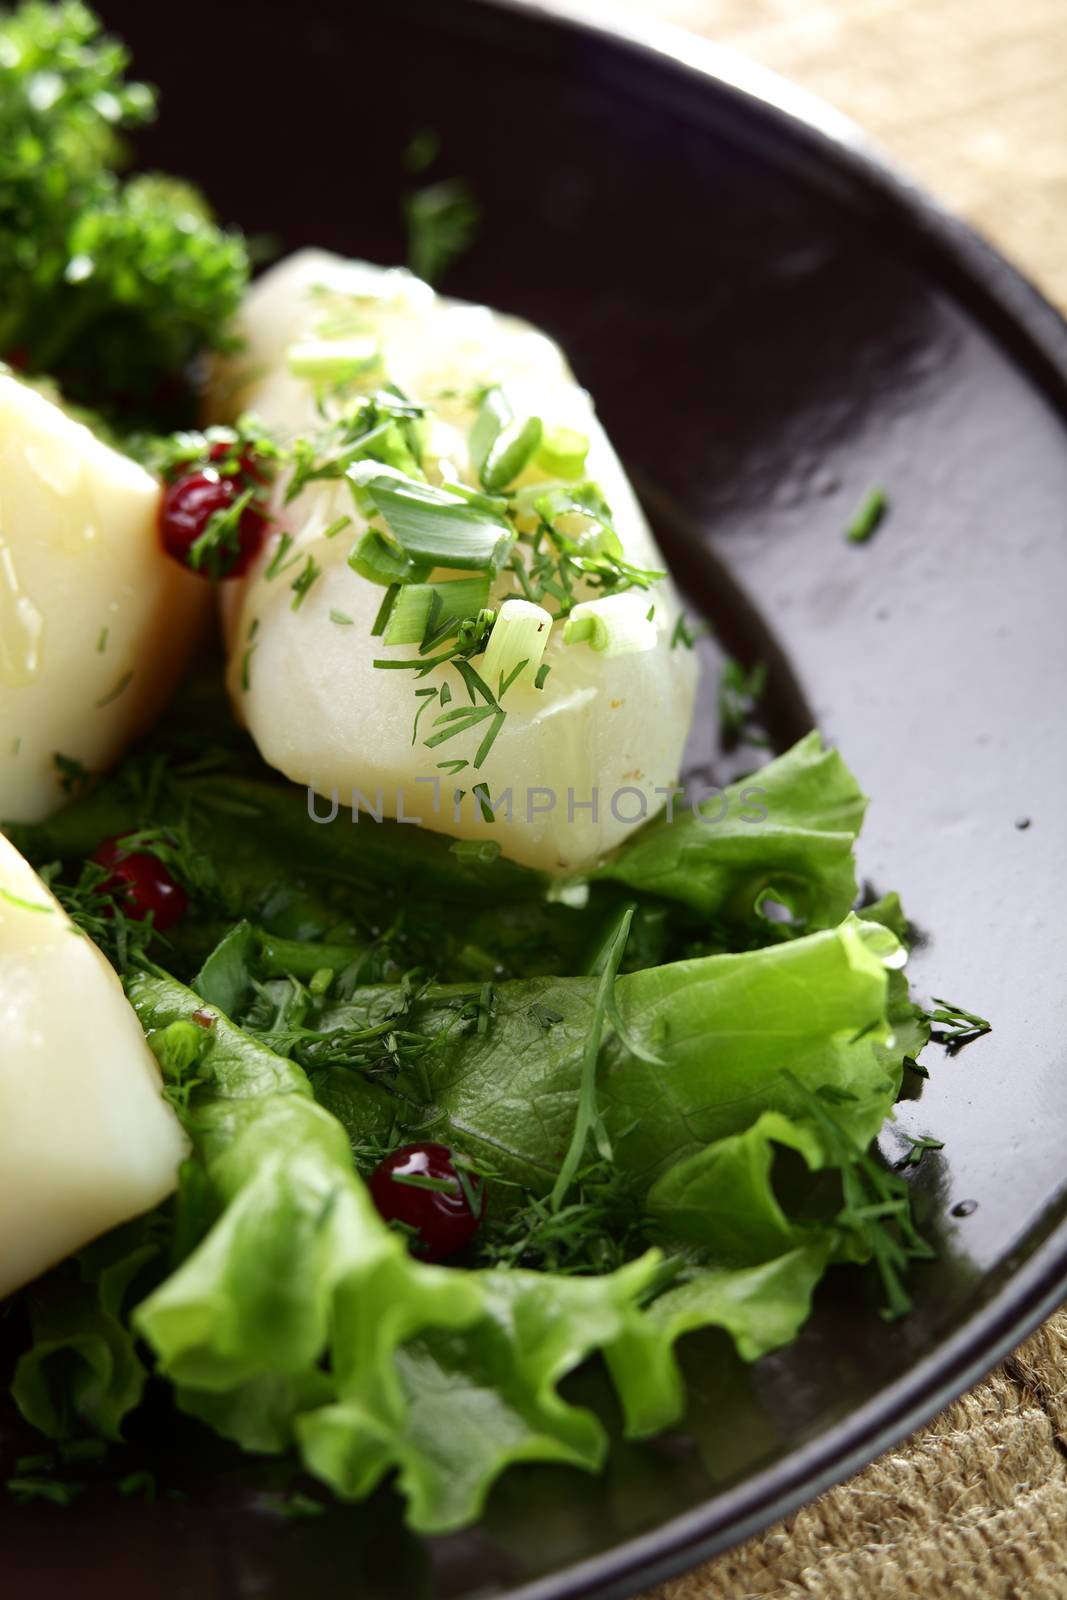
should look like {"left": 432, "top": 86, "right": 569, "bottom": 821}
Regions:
{"left": 0, "top": 374, "right": 208, "bottom": 823}
{"left": 215, "top": 251, "right": 698, "bottom": 872}
{"left": 0, "top": 831, "right": 185, "bottom": 1298}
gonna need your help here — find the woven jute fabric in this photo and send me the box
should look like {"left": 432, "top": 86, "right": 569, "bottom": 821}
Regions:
{"left": 554, "top": 2, "right": 1067, "bottom": 1594}
{"left": 594, "top": 0, "right": 1067, "bottom": 308}
{"left": 644, "top": 1313, "right": 1067, "bottom": 1598}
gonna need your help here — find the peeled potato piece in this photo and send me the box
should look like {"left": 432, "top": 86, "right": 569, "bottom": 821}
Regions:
{"left": 0, "top": 374, "right": 208, "bottom": 823}
{"left": 215, "top": 251, "right": 698, "bottom": 873}
{"left": 0, "top": 832, "right": 185, "bottom": 1298}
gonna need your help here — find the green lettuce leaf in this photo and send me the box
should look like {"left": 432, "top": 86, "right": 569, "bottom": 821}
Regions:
{"left": 117, "top": 954, "right": 908, "bottom": 1534}
{"left": 17, "top": 889, "right": 913, "bottom": 1533}
{"left": 858, "top": 893, "right": 930, "bottom": 1062}
{"left": 122, "top": 974, "right": 671, "bottom": 1532}
{"left": 594, "top": 731, "right": 866, "bottom": 931}
{"left": 125, "top": 970, "right": 482, "bottom": 1451}
{"left": 644, "top": 1111, "right": 825, "bottom": 1263}
{"left": 298, "top": 1255, "right": 663, "bottom": 1532}
{"left": 11, "top": 1223, "right": 160, "bottom": 1441}
{"left": 341, "top": 915, "right": 906, "bottom": 1190}
{"left": 605, "top": 1244, "right": 833, "bottom": 1436}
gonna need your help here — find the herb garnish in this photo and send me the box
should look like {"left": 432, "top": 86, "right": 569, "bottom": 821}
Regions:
{"left": 551, "top": 904, "right": 635, "bottom": 1208}
{"left": 846, "top": 487, "right": 888, "bottom": 543}
{"left": 792, "top": 1075, "right": 933, "bottom": 1318}
{"left": 404, "top": 179, "right": 479, "bottom": 286}
{"left": 718, "top": 656, "right": 768, "bottom": 745}
{"left": 896, "top": 1134, "right": 945, "bottom": 1169}
{"left": 0, "top": 2, "right": 248, "bottom": 425}
{"left": 95, "top": 668, "right": 133, "bottom": 708}
{"left": 924, "top": 997, "right": 992, "bottom": 1054}
{"left": 289, "top": 554, "right": 321, "bottom": 611}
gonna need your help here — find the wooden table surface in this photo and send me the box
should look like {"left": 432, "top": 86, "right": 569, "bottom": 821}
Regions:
{"left": 540, "top": 4, "right": 1067, "bottom": 1596}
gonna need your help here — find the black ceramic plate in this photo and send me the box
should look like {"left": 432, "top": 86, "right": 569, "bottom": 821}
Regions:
{"left": 4, "top": 2, "right": 1067, "bottom": 1596}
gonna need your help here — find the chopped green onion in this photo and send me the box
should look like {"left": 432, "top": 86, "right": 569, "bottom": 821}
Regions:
{"left": 348, "top": 528, "right": 431, "bottom": 587}
{"left": 329, "top": 609, "right": 354, "bottom": 626}
{"left": 469, "top": 387, "right": 512, "bottom": 480}
{"left": 0, "top": 886, "right": 53, "bottom": 914}
{"left": 285, "top": 337, "right": 380, "bottom": 382}
{"left": 564, "top": 615, "right": 599, "bottom": 646}
{"left": 846, "top": 487, "right": 888, "bottom": 543}
{"left": 482, "top": 416, "right": 543, "bottom": 492}
{"left": 371, "top": 583, "right": 400, "bottom": 637}
{"left": 437, "top": 479, "right": 509, "bottom": 515}
{"left": 348, "top": 463, "right": 514, "bottom": 572}
{"left": 536, "top": 425, "right": 589, "bottom": 479}
{"left": 479, "top": 599, "right": 553, "bottom": 692}
{"left": 563, "top": 592, "right": 658, "bottom": 656}
{"left": 382, "top": 577, "right": 491, "bottom": 647}
{"left": 470, "top": 388, "right": 543, "bottom": 490}
{"left": 533, "top": 481, "right": 623, "bottom": 559}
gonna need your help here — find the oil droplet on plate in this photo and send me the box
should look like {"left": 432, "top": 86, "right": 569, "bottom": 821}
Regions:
{"left": 951, "top": 1199, "right": 979, "bottom": 1218}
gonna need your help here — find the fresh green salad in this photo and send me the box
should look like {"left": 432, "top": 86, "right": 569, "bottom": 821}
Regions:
{"left": 0, "top": 2, "right": 986, "bottom": 1532}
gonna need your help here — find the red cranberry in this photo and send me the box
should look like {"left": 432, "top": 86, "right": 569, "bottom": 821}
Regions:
{"left": 90, "top": 836, "right": 188, "bottom": 931}
{"left": 208, "top": 440, "right": 267, "bottom": 481}
{"left": 369, "top": 1142, "right": 482, "bottom": 1262}
{"left": 159, "top": 469, "right": 267, "bottom": 578}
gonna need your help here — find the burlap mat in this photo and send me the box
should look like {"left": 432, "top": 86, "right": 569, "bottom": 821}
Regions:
{"left": 556, "top": 3, "right": 1067, "bottom": 1594}
{"left": 647, "top": 1314, "right": 1067, "bottom": 1597}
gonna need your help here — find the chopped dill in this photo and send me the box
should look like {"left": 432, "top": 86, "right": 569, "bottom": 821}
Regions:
{"left": 95, "top": 669, "right": 133, "bottom": 708}
{"left": 289, "top": 554, "right": 322, "bottom": 611}
{"left": 924, "top": 998, "right": 992, "bottom": 1054}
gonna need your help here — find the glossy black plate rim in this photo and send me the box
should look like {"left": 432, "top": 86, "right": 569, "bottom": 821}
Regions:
{"left": 456, "top": 4, "right": 1067, "bottom": 1597}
